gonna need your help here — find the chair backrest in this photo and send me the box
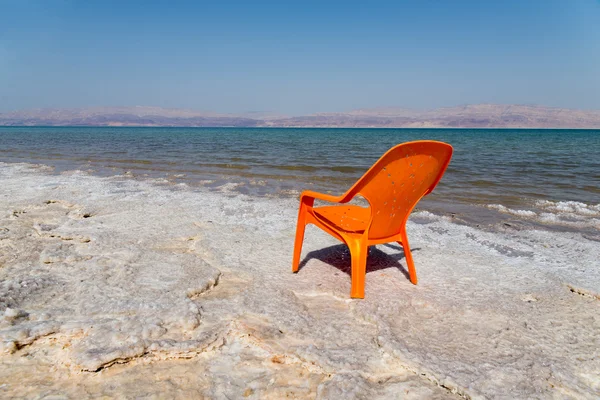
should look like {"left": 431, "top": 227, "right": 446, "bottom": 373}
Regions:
{"left": 348, "top": 141, "right": 453, "bottom": 240}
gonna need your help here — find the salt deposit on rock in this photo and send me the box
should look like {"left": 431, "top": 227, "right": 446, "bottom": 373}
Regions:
{"left": 0, "top": 163, "right": 598, "bottom": 399}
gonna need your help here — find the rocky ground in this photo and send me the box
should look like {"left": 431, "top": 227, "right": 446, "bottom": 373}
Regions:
{"left": 0, "top": 163, "right": 598, "bottom": 399}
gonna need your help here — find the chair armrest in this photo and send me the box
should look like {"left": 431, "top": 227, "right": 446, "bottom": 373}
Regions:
{"left": 300, "top": 190, "right": 347, "bottom": 204}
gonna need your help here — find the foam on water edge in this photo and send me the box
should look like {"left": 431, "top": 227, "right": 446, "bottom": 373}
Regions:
{"left": 487, "top": 200, "right": 600, "bottom": 230}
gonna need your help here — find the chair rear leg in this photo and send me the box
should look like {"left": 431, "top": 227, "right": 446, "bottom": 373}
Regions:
{"left": 349, "top": 240, "right": 369, "bottom": 298}
{"left": 399, "top": 230, "right": 417, "bottom": 284}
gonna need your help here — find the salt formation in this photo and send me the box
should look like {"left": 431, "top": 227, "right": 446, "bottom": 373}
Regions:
{"left": 0, "top": 163, "right": 598, "bottom": 399}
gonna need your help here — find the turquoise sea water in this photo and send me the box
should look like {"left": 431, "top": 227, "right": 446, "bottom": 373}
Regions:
{"left": 1, "top": 127, "right": 599, "bottom": 232}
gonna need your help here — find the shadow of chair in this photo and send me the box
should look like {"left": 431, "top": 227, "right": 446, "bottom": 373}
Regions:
{"left": 297, "top": 243, "right": 422, "bottom": 282}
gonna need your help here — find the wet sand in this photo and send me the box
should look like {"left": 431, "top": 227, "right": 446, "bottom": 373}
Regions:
{"left": 0, "top": 163, "right": 599, "bottom": 399}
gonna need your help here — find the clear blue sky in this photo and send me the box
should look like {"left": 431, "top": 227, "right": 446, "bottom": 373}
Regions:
{"left": 1, "top": 0, "right": 599, "bottom": 114}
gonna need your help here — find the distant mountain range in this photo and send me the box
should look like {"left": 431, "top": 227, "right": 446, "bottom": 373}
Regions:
{"left": 1, "top": 104, "right": 600, "bottom": 128}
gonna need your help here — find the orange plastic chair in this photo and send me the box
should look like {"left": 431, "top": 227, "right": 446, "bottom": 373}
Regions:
{"left": 292, "top": 140, "right": 453, "bottom": 298}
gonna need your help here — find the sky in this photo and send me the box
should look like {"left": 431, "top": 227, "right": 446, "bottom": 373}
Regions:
{"left": 0, "top": 0, "right": 599, "bottom": 115}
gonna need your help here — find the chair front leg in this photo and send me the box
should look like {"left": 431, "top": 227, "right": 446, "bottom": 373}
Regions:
{"left": 349, "top": 238, "right": 369, "bottom": 298}
{"left": 292, "top": 220, "right": 306, "bottom": 273}
{"left": 292, "top": 197, "right": 314, "bottom": 272}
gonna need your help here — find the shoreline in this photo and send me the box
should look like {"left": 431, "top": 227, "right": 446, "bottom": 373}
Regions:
{"left": 2, "top": 125, "right": 600, "bottom": 130}
{"left": 0, "top": 163, "right": 598, "bottom": 398}
{"left": 1, "top": 157, "right": 598, "bottom": 241}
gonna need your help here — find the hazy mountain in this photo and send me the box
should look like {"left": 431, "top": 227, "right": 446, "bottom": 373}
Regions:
{"left": 1, "top": 104, "right": 599, "bottom": 128}
{"left": 265, "top": 105, "right": 600, "bottom": 128}
{"left": 0, "top": 106, "right": 262, "bottom": 127}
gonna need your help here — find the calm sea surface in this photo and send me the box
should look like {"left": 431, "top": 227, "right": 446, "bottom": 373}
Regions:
{"left": 1, "top": 127, "right": 599, "bottom": 231}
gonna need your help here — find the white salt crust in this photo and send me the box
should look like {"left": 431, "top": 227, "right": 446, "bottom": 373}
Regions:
{"left": 0, "top": 163, "right": 598, "bottom": 399}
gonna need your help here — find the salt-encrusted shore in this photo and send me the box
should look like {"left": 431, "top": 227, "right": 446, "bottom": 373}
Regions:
{"left": 0, "top": 163, "right": 598, "bottom": 399}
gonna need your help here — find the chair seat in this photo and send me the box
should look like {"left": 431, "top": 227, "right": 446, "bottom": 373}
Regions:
{"left": 313, "top": 205, "right": 370, "bottom": 234}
